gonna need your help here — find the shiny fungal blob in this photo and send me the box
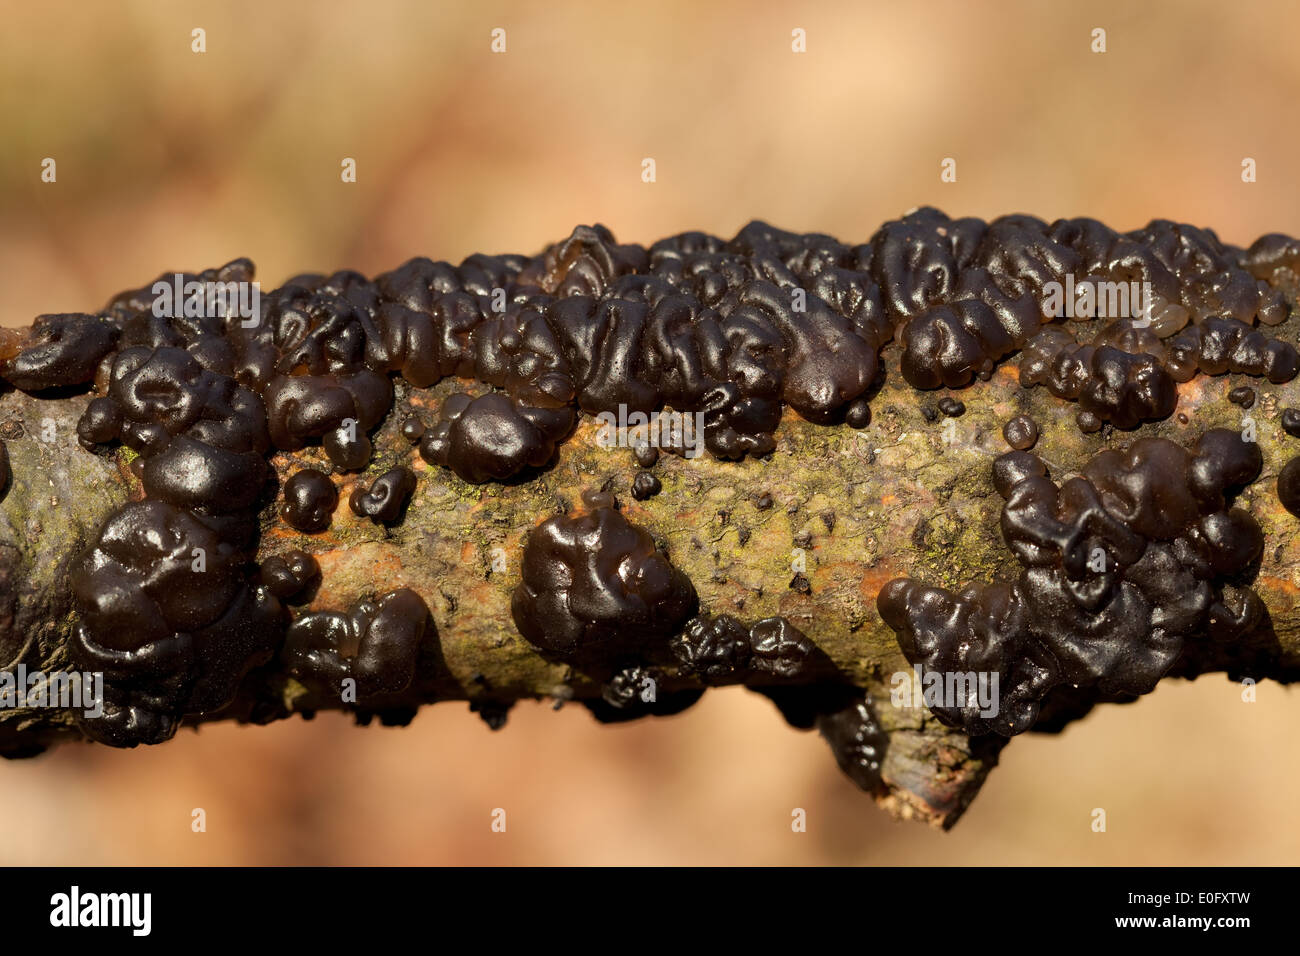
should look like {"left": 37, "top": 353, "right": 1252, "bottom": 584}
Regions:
{"left": 281, "top": 469, "right": 338, "bottom": 533}
{"left": 349, "top": 467, "right": 417, "bottom": 524}
{"left": 511, "top": 503, "right": 696, "bottom": 664}
{"left": 1002, "top": 414, "right": 1039, "bottom": 451}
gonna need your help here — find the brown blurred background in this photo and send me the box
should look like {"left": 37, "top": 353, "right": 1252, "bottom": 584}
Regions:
{"left": 2, "top": 0, "right": 1299, "bottom": 864}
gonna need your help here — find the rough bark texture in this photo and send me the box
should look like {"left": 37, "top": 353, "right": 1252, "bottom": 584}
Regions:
{"left": 4, "top": 337, "right": 1299, "bottom": 826}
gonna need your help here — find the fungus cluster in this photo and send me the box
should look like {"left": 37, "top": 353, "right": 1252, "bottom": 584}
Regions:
{"left": 0, "top": 207, "right": 1295, "bottom": 774}
{"left": 878, "top": 429, "right": 1266, "bottom": 736}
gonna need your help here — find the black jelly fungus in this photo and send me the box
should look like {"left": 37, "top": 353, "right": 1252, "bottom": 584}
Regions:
{"left": 937, "top": 396, "right": 965, "bottom": 417}
{"left": 281, "top": 469, "right": 338, "bottom": 533}
{"left": 845, "top": 398, "right": 871, "bottom": 428}
{"left": 400, "top": 415, "right": 426, "bottom": 443}
{"left": 1279, "top": 457, "right": 1300, "bottom": 518}
{"left": 816, "top": 693, "right": 888, "bottom": 792}
{"left": 282, "top": 587, "right": 432, "bottom": 700}
{"left": 880, "top": 429, "right": 1265, "bottom": 736}
{"left": 349, "top": 467, "right": 417, "bottom": 523}
{"left": 631, "top": 471, "right": 661, "bottom": 500}
{"left": 1282, "top": 408, "right": 1300, "bottom": 438}
{"left": 258, "top": 550, "right": 321, "bottom": 602}
{"left": 1228, "top": 386, "right": 1256, "bottom": 409}
{"left": 511, "top": 503, "right": 695, "bottom": 663}
{"left": 633, "top": 441, "right": 659, "bottom": 468}
{"left": 1002, "top": 414, "right": 1039, "bottom": 451}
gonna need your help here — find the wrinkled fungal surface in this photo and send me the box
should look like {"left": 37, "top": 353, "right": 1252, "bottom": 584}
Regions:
{"left": 879, "top": 429, "right": 1265, "bottom": 737}
{"left": 349, "top": 467, "right": 416, "bottom": 523}
{"left": 511, "top": 503, "right": 695, "bottom": 666}
{"left": 2, "top": 208, "right": 1298, "bottom": 809}
{"left": 282, "top": 587, "right": 432, "bottom": 703}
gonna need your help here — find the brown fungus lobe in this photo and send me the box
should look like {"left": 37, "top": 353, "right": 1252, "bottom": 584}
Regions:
{"left": 281, "top": 469, "right": 338, "bottom": 534}
{"left": 511, "top": 503, "right": 696, "bottom": 665}
{"left": 1278, "top": 457, "right": 1300, "bottom": 519}
{"left": 1228, "top": 385, "right": 1256, "bottom": 408}
{"left": 1282, "top": 408, "right": 1300, "bottom": 438}
{"left": 258, "top": 550, "right": 321, "bottom": 602}
{"left": 937, "top": 396, "right": 965, "bottom": 418}
{"left": 631, "top": 471, "right": 661, "bottom": 500}
{"left": 880, "top": 428, "right": 1265, "bottom": 737}
{"left": 349, "top": 467, "right": 417, "bottom": 524}
{"left": 1002, "top": 414, "right": 1039, "bottom": 451}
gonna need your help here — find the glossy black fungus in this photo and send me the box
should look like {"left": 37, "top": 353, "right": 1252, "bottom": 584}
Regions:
{"left": 400, "top": 415, "right": 426, "bottom": 443}
{"left": 1077, "top": 410, "right": 1103, "bottom": 433}
{"left": 670, "top": 612, "right": 817, "bottom": 683}
{"left": 582, "top": 686, "right": 704, "bottom": 724}
{"left": 816, "top": 693, "right": 888, "bottom": 792}
{"left": 1019, "top": 328, "right": 1179, "bottom": 429}
{"left": 1279, "top": 458, "right": 1300, "bottom": 518}
{"left": 281, "top": 469, "right": 338, "bottom": 533}
{"left": 1282, "top": 408, "right": 1300, "bottom": 438}
{"left": 2, "top": 314, "right": 117, "bottom": 392}
{"left": 601, "top": 664, "right": 658, "bottom": 709}
{"left": 1018, "top": 313, "right": 1297, "bottom": 432}
{"left": 631, "top": 471, "right": 661, "bottom": 500}
{"left": 1003, "top": 415, "right": 1039, "bottom": 451}
{"left": 8, "top": 212, "right": 1298, "bottom": 474}
{"left": 69, "top": 500, "right": 284, "bottom": 746}
{"left": 353, "top": 588, "right": 431, "bottom": 697}
{"left": 323, "top": 425, "right": 372, "bottom": 471}
{"left": 880, "top": 429, "right": 1264, "bottom": 736}
{"left": 1228, "top": 386, "right": 1256, "bottom": 409}
{"left": 633, "top": 442, "right": 659, "bottom": 468}
{"left": 748, "top": 684, "right": 835, "bottom": 730}
{"left": 281, "top": 587, "right": 431, "bottom": 699}
{"left": 258, "top": 550, "right": 320, "bottom": 602}
{"left": 349, "top": 467, "right": 416, "bottom": 523}
{"left": 0, "top": 439, "right": 8, "bottom": 500}
{"left": 845, "top": 398, "right": 872, "bottom": 428}
{"left": 748, "top": 617, "right": 816, "bottom": 678}
{"left": 76, "top": 396, "right": 122, "bottom": 450}
{"left": 511, "top": 504, "right": 696, "bottom": 664}
{"left": 419, "top": 392, "right": 573, "bottom": 484}
{"left": 669, "top": 614, "right": 751, "bottom": 681}
{"left": 937, "top": 397, "right": 965, "bottom": 418}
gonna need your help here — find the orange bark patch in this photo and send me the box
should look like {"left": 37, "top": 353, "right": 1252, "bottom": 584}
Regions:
{"left": 1177, "top": 377, "right": 1209, "bottom": 405}
{"left": 858, "top": 566, "right": 901, "bottom": 602}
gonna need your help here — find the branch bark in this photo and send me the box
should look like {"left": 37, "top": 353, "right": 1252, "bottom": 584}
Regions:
{"left": 3, "top": 344, "right": 1298, "bottom": 827}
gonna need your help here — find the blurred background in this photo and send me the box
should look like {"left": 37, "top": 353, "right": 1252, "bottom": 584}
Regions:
{"left": 2, "top": 0, "right": 1299, "bottom": 864}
